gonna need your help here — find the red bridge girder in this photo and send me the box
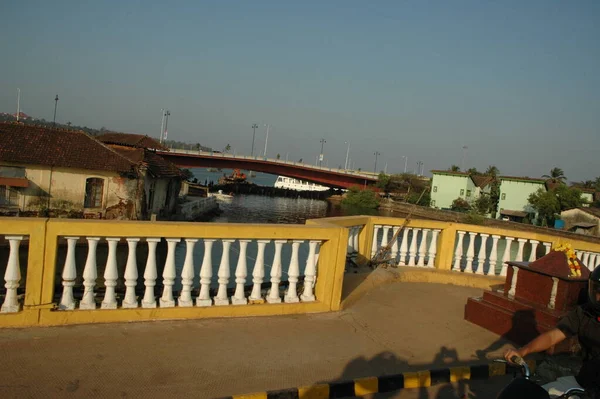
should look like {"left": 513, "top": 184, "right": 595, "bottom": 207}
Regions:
{"left": 158, "top": 152, "right": 377, "bottom": 189}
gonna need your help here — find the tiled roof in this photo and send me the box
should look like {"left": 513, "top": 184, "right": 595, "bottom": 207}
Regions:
{"left": 471, "top": 175, "right": 494, "bottom": 188}
{"left": 499, "top": 175, "right": 546, "bottom": 184}
{"left": 0, "top": 122, "right": 135, "bottom": 173}
{"left": 108, "top": 145, "right": 182, "bottom": 178}
{"left": 96, "top": 132, "right": 168, "bottom": 150}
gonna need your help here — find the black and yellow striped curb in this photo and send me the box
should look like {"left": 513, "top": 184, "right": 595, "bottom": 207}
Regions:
{"left": 217, "top": 360, "right": 536, "bottom": 399}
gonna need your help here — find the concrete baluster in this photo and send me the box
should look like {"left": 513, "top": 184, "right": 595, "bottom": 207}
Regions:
{"left": 408, "top": 228, "right": 419, "bottom": 266}
{"left": 141, "top": 238, "right": 161, "bottom": 308}
{"left": 595, "top": 253, "right": 600, "bottom": 269}
{"left": 178, "top": 239, "right": 197, "bottom": 307}
{"left": 1, "top": 236, "right": 24, "bottom": 313}
{"left": 488, "top": 235, "right": 500, "bottom": 276}
{"left": 543, "top": 242, "right": 552, "bottom": 255}
{"left": 58, "top": 237, "right": 80, "bottom": 310}
{"left": 160, "top": 238, "right": 180, "bottom": 308}
{"left": 232, "top": 239, "right": 251, "bottom": 305}
{"left": 516, "top": 239, "right": 527, "bottom": 262}
{"left": 508, "top": 266, "right": 519, "bottom": 298}
{"left": 426, "top": 230, "right": 440, "bottom": 268}
{"left": 285, "top": 240, "right": 303, "bottom": 303}
{"left": 250, "top": 240, "right": 271, "bottom": 302}
{"left": 79, "top": 237, "right": 100, "bottom": 310}
{"left": 528, "top": 240, "right": 539, "bottom": 262}
{"left": 346, "top": 227, "right": 354, "bottom": 255}
{"left": 464, "top": 232, "right": 477, "bottom": 273}
{"left": 548, "top": 277, "right": 559, "bottom": 310}
{"left": 122, "top": 238, "right": 140, "bottom": 309}
{"left": 197, "top": 239, "right": 215, "bottom": 307}
{"left": 575, "top": 251, "right": 583, "bottom": 261}
{"left": 501, "top": 237, "right": 515, "bottom": 276}
{"left": 582, "top": 252, "right": 590, "bottom": 270}
{"left": 588, "top": 253, "right": 597, "bottom": 273}
{"left": 381, "top": 226, "right": 391, "bottom": 248}
{"left": 391, "top": 226, "right": 400, "bottom": 260}
{"left": 352, "top": 226, "right": 360, "bottom": 256}
{"left": 417, "top": 229, "right": 429, "bottom": 267}
{"left": 215, "top": 239, "right": 235, "bottom": 306}
{"left": 452, "top": 231, "right": 466, "bottom": 272}
{"left": 267, "top": 240, "right": 287, "bottom": 304}
{"left": 101, "top": 238, "right": 120, "bottom": 309}
{"left": 371, "top": 225, "right": 381, "bottom": 257}
{"left": 301, "top": 240, "right": 320, "bottom": 302}
{"left": 476, "top": 234, "right": 489, "bottom": 275}
{"left": 398, "top": 229, "right": 410, "bottom": 266}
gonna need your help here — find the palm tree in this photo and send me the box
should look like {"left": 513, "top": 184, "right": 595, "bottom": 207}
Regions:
{"left": 542, "top": 167, "right": 567, "bottom": 184}
{"left": 449, "top": 165, "right": 460, "bottom": 172}
{"left": 467, "top": 167, "right": 479, "bottom": 176}
{"left": 573, "top": 180, "right": 595, "bottom": 189}
{"left": 485, "top": 165, "right": 499, "bottom": 178}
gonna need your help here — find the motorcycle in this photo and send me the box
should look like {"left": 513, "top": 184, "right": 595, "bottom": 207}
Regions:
{"left": 496, "top": 355, "right": 589, "bottom": 399}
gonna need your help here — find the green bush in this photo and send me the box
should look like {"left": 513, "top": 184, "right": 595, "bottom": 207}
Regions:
{"left": 341, "top": 186, "right": 380, "bottom": 209}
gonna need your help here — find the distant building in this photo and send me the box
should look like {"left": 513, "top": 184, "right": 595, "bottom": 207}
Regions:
{"left": 560, "top": 207, "right": 600, "bottom": 237}
{"left": 496, "top": 176, "right": 547, "bottom": 222}
{"left": 429, "top": 170, "right": 491, "bottom": 210}
{"left": 0, "top": 123, "right": 183, "bottom": 219}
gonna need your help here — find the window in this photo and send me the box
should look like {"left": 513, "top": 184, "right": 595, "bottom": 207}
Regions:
{"left": 466, "top": 190, "right": 471, "bottom": 197}
{"left": 501, "top": 193, "right": 506, "bottom": 200}
{"left": 460, "top": 189, "right": 465, "bottom": 196}
{"left": 84, "top": 178, "right": 104, "bottom": 208}
{"left": 0, "top": 185, "right": 19, "bottom": 206}
{"left": 433, "top": 186, "right": 438, "bottom": 192}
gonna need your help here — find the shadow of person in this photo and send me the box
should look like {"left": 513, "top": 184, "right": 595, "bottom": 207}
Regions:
{"left": 474, "top": 309, "right": 538, "bottom": 361}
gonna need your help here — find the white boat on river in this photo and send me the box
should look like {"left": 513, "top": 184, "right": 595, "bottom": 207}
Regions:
{"left": 274, "top": 176, "right": 329, "bottom": 192}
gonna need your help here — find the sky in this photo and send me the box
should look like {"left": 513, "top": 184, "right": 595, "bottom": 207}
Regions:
{"left": 1, "top": 1, "right": 599, "bottom": 182}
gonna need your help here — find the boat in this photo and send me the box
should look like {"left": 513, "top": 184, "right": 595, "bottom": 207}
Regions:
{"left": 209, "top": 190, "right": 234, "bottom": 203}
{"left": 218, "top": 169, "right": 248, "bottom": 185}
{"left": 274, "top": 176, "right": 330, "bottom": 192}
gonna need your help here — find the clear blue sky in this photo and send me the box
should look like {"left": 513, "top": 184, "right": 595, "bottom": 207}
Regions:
{"left": 1, "top": 1, "right": 599, "bottom": 181}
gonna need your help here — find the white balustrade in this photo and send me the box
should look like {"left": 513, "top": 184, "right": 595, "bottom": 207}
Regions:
{"left": 391, "top": 226, "right": 400, "bottom": 260}
{"left": 250, "top": 240, "right": 270, "bottom": 302}
{"left": 576, "top": 251, "right": 583, "bottom": 261}
{"left": 1, "top": 236, "right": 24, "bottom": 313}
{"left": 582, "top": 252, "right": 590, "bottom": 271}
{"left": 101, "top": 238, "right": 120, "bottom": 309}
{"left": 215, "top": 239, "right": 235, "bottom": 306}
{"left": 347, "top": 228, "right": 354, "bottom": 255}
{"left": 197, "top": 239, "right": 215, "bottom": 307}
{"left": 380, "top": 226, "right": 391, "bottom": 248}
{"left": 516, "top": 239, "right": 527, "bottom": 262}
{"left": 371, "top": 225, "right": 381, "bottom": 257}
{"left": 488, "top": 235, "right": 500, "bottom": 276}
{"left": 543, "top": 242, "right": 552, "bottom": 255}
{"left": 475, "top": 234, "right": 489, "bottom": 275}
{"left": 178, "top": 239, "right": 197, "bottom": 307}
{"left": 122, "top": 238, "right": 140, "bottom": 308}
{"left": 596, "top": 254, "right": 600, "bottom": 269}
{"left": 59, "top": 237, "right": 79, "bottom": 310}
{"left": 501, "top": 237, "right": 515, "bottom": 276}
{"left": 301, "top": 240, "right": 320, "bottom": 302}
{"left": 464, "top": 232, "right": 477, "bottom": 273}
{"left": 159, "top": 238, "right": 180, "bottom": 308}
{"left": 267, "top": 240, "right": 286, "bottom": 304}
{"left": 529, "top": 240, "right": 539, "bottom": 262}
{"left": 417, "top": 229, "right": 429, "bottom": 267}
{"left": 352, "top": 226, "right": 360, "bottom": 256}
{"left": 408, "top": 228, "right": 419, "bottom": 266}
{"left": 589, "top": 253, "right": 598, "bottom": 272}
{"left": 285, "top": 240, "right": 303, "bottom": 303}
{"left": 142, "top": 238, "right": 161, "bottom": 308}
{"left": 399, "top": 229, "right": 410, "bottom": 266}
{"left": 232, "top": 239, "right": 251, "bottom": 305}
{"left": 426, "top": 230, "right": 440, "bottom": 268}
{"left": 80, "top": 237, "right": 100, "bottom": 310}
{"left": 452, "top": 231, "right": 466, "bottom": 272}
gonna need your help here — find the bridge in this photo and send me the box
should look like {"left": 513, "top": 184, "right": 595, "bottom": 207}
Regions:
{"left": 158, "top": 149, "right": 378, "bottom": 189}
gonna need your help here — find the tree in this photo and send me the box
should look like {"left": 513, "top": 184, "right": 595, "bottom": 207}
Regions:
{"left": 449, "top": 165, "right": 461, "bottom": 172}
{"left": 485, "top": 165, "right": 499, "bottom": 178}
{"left": 466, "top": 167, "right": 480, "bottom": 176}
{"left": 473, "top": 194, "right": 492, "bottom": 215}
{"left": 376, "top": 172, "right": 392, "bottom": 193}
{"left": 451, "top": 197, "right": 471, "bottom": 213}
{"left": 542, "top": 167, "right": 567, "bottom": 184}
{"left": 484, "top": 165, "right": 500, "bottom": 216}
{"left": 276, "top": 153, "right": 281, "bottom": 160}
{"left": 528, "top": 188, "right": 560, "bottom": 226}
{"left": 554, "top": 185, "right": 584, "bottom": 210}
{"left": 341, "top": 187, "right": 379, "bottom": 209}
{"left": 573, "top": 180, "right": 595, "bottom": 189}
{"left": 407, "top": 189, "right": 431, "bottom": 206}
{"left": 180, "top": 169, "right": 194, "bottom": 181}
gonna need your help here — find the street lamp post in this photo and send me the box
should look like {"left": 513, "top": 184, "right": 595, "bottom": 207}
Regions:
{"left": 160, "top": 109, "right": 166, "bottom": 143}
{"left": 263, "top": 124, "right": 270, "bottom": 157}
{"left": 402, "top": 156, "right": 408, "bottom": 174}
{"left": 53, "top": 95, "right": 59, "bottom": 126}
{"left": 319, "top": 138, "right": 326, "bottom": 167}
{"left": 344, "top": 141, "right": 350, "bottom": 170}
{"left": 251, "top": 123, "right": 258, "bottom": 156}
{"left": 374, "top": 151, "right": 381, "bottom": 174}
{"left": 163, "top": 110, "right": 171, "bottom": 141}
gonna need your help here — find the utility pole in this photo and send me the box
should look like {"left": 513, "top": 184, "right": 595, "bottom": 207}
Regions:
{"left": 163, "top": 110, "right": 171, "bottom": 142}
{"left": 263, "top": 124, "right": 270, "bottom": 157}
{"left": 344, "top": 141, "right": 350, "bottom": 170}
{"left": 402, "top": 156, "right": 408, "bottom": 174}
{"left": 53, "top": 95, "right": 59, "bottom": 126}
{"left": 374, "top": 151, "right": 381, "bottom": 174}
{"left": 251, "top": 123, "right": 258, "bottom": 156}
{"left": 160, "top": 109, "right": 166, "bottom": 143}
{"left": 319, "top": 138, "right": 326, "bottom": 167}
{"left": 16, "top": 89, "right": 21, "bottom": 122}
